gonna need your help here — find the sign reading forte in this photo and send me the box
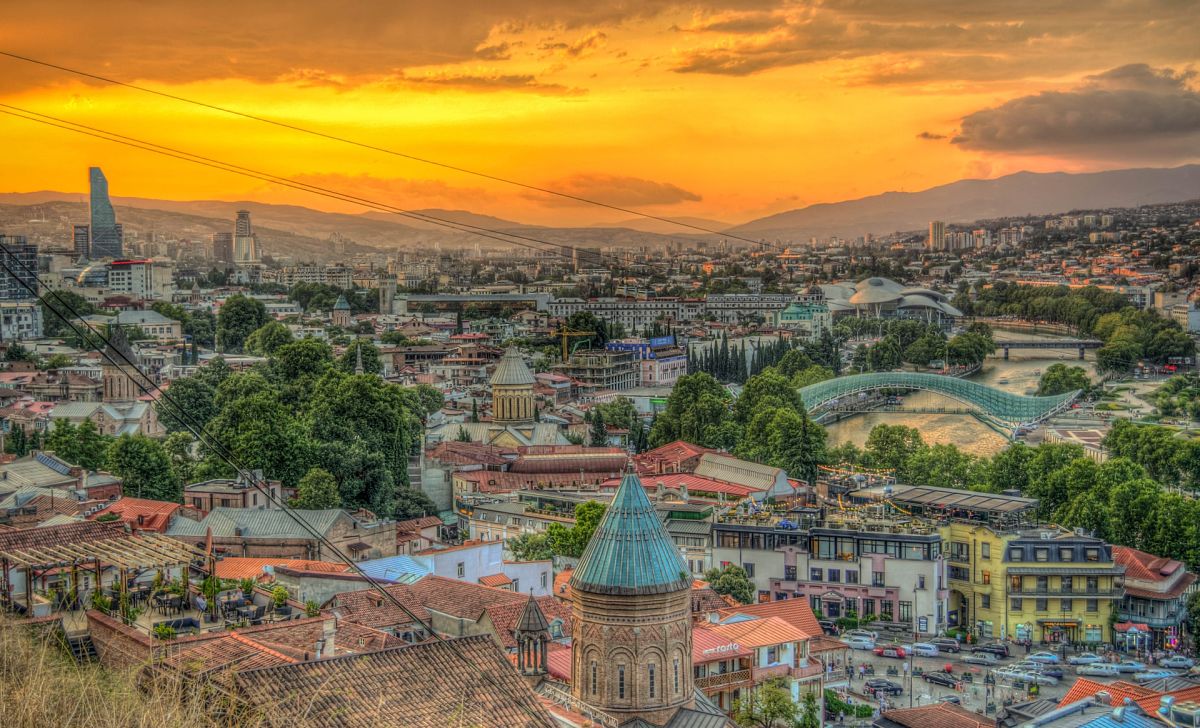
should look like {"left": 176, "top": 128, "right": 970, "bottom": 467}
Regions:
{"left": 701, "top": 642, "right": 743, "bottom": 656}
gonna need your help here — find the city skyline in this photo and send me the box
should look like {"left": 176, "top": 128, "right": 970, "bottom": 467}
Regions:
{"left": 1, "top": 2, "right": 1197, "bottom": 226}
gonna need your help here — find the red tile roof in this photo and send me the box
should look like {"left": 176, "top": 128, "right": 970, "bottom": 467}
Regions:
{"left": 329, "top": 583, "right": 432, "bottom": 630}
{"left": 478, "top": 573, "right": 513, "bottom": 587}
{"left": 396, "top": 515, "right": 443, "bottom": 532}
{"left": 1113, "top": 545, "right": 1185, "bottom": 581}
{"left": 88, "top": 497, "right": 180, "bottom": 533}
{"left": 693, "top": 624, "right": 754, "bottom": 663}
{"left": 1059, "top": 677, "right": 1156, "bottom": 708}
{"left": 0, "top": 519, "right": 123, "bottom": 551}
{"left": 879, "top": 702, "right": 991, "bottom": 728}
{"left": 716, "top": 597, "right": 823, "bottom": 638}
{"left": 484, "top": 596, "right": 573, "bottom": 649}
{"left": 705, "top": 616, "right": 809, "bottom": 649}
{"left": 212, "top": 557, "right": 352, "bottom": 581}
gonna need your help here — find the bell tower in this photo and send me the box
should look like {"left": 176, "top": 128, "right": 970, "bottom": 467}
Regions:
{"left": 490, "top": 347, "right": 535, "bottom": 426}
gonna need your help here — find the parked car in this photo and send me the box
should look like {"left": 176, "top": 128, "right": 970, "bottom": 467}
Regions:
{"left": 1068, "top": 653, "right": 1103, "bottom": 665}
{"left": 936, "top": 696, "right": 962, "bottom": 705}
{"left": 923, "top": 671, "right": 958, "bottom": 688}
{"left": 1026, "top": 651, "right": 1061, "bottom": 665}
{"left": 843, "top": 636, "right": 876, "bottom": 650}
{"left": 1134, "top": 670, "right": 1176, "bottom": 682}
{"left": 974, "top": 643, "right": 1010, "bottom": 658}
{"left": 846, "top": 628, "right": 878, "bottom": 641}
{"left": 1115, "top": 661, "right": 1147, "bottom": 673}
{"left": 1013, "top": 662, "right": 1065, "bottom": 679}
{"left": 1076, "top": 663, "right": 1122, "bottom": 677}
{"left": 865, "top": 679, "right": 903, "bottom": 696}
{"left": 962, "top": 652, "right": 998, "bottom": 666}
{"left": 874, "top": 646, "right": 907, "bottom": 659}
{"left": 910, "top": 642, "right": 940, "bottom": 657}
{"left": 929, "top": 638, "right": 960, "bottom": 653}
{"left": 995, "top": 667, "right": 1058, "bottom": 686}
{"left": 1160, "top": 656, "right": 1196, "bottom": 670}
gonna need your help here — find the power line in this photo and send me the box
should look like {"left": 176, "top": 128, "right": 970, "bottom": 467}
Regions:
{"left": 0, "top": 50, "right": 786, "bottom": 251}
{"left": 0, "top": 103, "right": 651, "bottom": 276}
{"left": 0, "top": 246, "right": 550, "bottom": 723}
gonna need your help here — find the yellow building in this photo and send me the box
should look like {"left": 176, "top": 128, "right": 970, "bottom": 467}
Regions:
{"left": 942, "top": 524, "right": 1124, "bottom": 645}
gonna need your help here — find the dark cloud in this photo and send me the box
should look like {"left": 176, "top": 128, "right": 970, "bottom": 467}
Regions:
{"left": 395, "top": 71, "right": 581, "bottom": 95}
{"left": 952, "top": 64, "right": 1200, "bottom": 159}
{"left": 532, "top": 174, "right": 702, "bottom": 207}
{"left": 539, "top": 31, "right": 608, "bottom": 58}
{"left": 917, "top": 131, "right": 946, "bottom": 140}
{"left": 475, "top": 42, "right": 514, "bottom": 61}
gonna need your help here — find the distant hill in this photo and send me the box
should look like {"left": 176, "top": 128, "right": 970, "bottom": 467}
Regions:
{"left": 589, "top": 216, "right": 731, "bottom": 234}
{"left": 730, "top": 165, "right": 1200, "bottom": 241}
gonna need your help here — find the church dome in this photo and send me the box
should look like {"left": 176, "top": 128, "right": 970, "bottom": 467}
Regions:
{"left": 490, "top": 347, "right": 536, "bottom": 387}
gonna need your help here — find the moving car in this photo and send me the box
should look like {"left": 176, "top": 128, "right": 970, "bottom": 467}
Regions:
{"left": 846, "top": 628, "right": 878, "bottom": 641}
{"left": 865, "top": 679, "right": 903, "bottom": 696}
{"left": 1160, "top": 656, "right": 1195, "bottom": 670}
{"left": 1134, "top": 670, "right": 1176, "bottom": 682}
{"left": 936, "top": 696, "right": 962, "bottom": 705}
{"left": 1013, "top": 662, "right": 1064, "bottom": 679}
{"left": 910, "top": 643, "right": 940, "bottom": 658}
{"left": 819, "top": 620, "right": 839, "bottom": 636}
{"left": 974, "top": 643, "right": 1011, "bottom": 658}
{"left": 1115, "top": 660, "right": 1147, "bottom": 673}
{"left": 874, "top": 646, "right": 906, "bottom": 659}
{"left": 1026, "top": 651, "right": 1061, "bottom": 665}
{"left": 923, "top": 671, "right": 958, "bottom": 688}
{"left": 995, "top": 667, "right": 1059, "bottom": 686}
{"left": 1076, "top": 663, "right": 1122, "bottom": 677}
{"left": 1068, "top": 653, "right": 1103, "bottom": 665}
{"left": 843, "top": 636, "right": 876, "bottom": 650}
{"left": 929, "top": 638, "right": 961, "bottom": 653}
{"left": 962, "top": 652, "right": 999, "bottom": 666}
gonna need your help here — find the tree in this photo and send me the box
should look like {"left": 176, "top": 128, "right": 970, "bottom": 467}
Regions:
{"left": 648, "top": 372, "right": 732, "bottom": 449}
{"left": 798, "top": 692, "right": 820, "bottom": 728}
{"left": 410, "top": 384, "right": 445, "bottom": 420}
{"left": 903, "top": 333, "right": 944, "bottom": 370}
{"left": 40, "top": 353, "right": 75, "bottom": 371}
{"left": 163, "top": 431, "right": 198, "bottom": 485}
{"left": 588, "top": 409, "right": 608, "bottom": 447}
{"left": 732, "top": 679, "right": 798, "bottom": 728}
{"left": 157, "top": 376, "right": 219, "bottom": 433}
{"left": 456, "top": 426, "right": 472, "bottom": 442}
{"left": 595, "top": 396, "right": 638, "bottom": 432}
{"left": 106, "top": 434, "right": 180, "bottom": 502}
{"left": 1037, "top": 363, "right": 1090, "bottom": 396}
{"left": 243, "top": 320, "right": 294, "bottom": 356}
{"left": 216, "top": 295, "right": 268, "bottom": 353}
{"left": 394, "top": 486, "right": 437, "bottom": 519}
{"left": 547, "top": 501, "right": 608, "bottom": 557}
{"left": 46, "top": 420, "right": 111, "bottom": 471}
{"left": 338, "top": 341, "right": 383, "bottom": 375}
{"left": 865, "top": 425, "right": 925, "bottom": 472}
{"left": 704, "top": 564, "right": 754, "bottom": 605}
{"left": 508, "top": 532, "right": 553, "bottom": 561}
{"left": 287, "top": 467, "right": 340, "bottom": 510}
{"left": 42, "top": 290, "right": 97, "bottom": 336}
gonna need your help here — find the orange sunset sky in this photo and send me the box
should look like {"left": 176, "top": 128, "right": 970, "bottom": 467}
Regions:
{"left": 1, "top": 1, "right": 1198, "bottom": 226}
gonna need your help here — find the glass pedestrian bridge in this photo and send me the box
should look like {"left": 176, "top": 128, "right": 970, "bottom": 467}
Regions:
{"left": 799, "top": 372, "right": 1080, "bottom": 426}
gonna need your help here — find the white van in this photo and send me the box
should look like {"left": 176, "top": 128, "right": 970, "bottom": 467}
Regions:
{"left": 1076, "top": 663, "right": 1121, "bottom": 678}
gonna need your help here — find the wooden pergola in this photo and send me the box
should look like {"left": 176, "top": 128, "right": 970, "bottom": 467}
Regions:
{"left": 0, "top": 525, "right": 202, "bottom": 616}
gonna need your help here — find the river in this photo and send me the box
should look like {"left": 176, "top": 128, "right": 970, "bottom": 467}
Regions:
{"left": 823, "top": 331, "right": 1099, "bottom": 457}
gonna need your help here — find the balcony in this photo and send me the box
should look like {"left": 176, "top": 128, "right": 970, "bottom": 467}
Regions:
{"left": 752, "top": 663, "right": 793, "bottom": 682}
{"left": 792, "top": 662, "right": 825, "bottom": 680}
{"left": 695, "top": 669, "right": 753, "bottom": 691}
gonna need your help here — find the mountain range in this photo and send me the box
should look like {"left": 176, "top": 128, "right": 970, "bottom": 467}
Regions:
{"left": 1, "top": 164, "right": 1197, "bottom": 258}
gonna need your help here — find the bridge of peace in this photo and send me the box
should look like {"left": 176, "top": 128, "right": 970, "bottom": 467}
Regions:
{"left": 798, "top": 372, "right": 1082, "bottom": 433}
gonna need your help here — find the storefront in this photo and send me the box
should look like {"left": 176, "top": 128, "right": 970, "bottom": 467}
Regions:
{"left": 1039, "top": 619, "right": 1079, "bottom": 644}
{"left": 1114, "top": 622, "right": 1153, "bottom": 653}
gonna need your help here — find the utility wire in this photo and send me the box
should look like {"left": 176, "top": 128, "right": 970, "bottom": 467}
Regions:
{"left": 0, "top": 103, "right": 651, "bottom": 276}
{"left": 0, "top": 50, "right": 786, "bottom": 251}
{"left": 0, "top": 246, "right": 551, "bottom": 723}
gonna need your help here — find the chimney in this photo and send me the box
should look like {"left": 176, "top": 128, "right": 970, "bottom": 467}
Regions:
{"left": 322, "top": 617, "right": 336, "bottom": 657}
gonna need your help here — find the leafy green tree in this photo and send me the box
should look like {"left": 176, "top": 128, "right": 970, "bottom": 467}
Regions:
{"left": 798, "top": 692, "right": 820, "bottom": 728}
{"left": 42, "top": 290, "right": 97, "bottom": 336}
{"left": 547, "top": 501, "right": 608, "bottom": 557}
{"left": 456, "top": 426, "right": 472, "bottom": 442}
{"left": 206, "top": 389, "right": 311, "bottom": 488}
{"left": 988, "top": 442, "right": 1033, "bottom": 493}
{"left": 410, "top": 384, "right": 445, "bottom": 419}
{"left": 791, "top": 365, "right": 833, "bottom": 389}
{"left": 732, "top": 678, "right": 798, "bottom": 727}
{"left": 596, "top": 396, "right": 638, "bottom": 431}
{"left": 867, "top": 335, "right": 902, "bottom": 371}
{"left": 903, "top": 333, "right": 944, "bottom": 370}
{"left": 40, "top": 353, "right": 75, "bottom": 370}
{"left": 216, "top": 295, "right": 268, "bottom": 353}
{"left": 337, "top": 341, "right": 382, "bottom": 375}
{"left": 106, "top": 434, "right": 180, "bottom": 502}
{"left": 394, "top": 486, "right": 437, "bottom": 519}
{"left": 1037, "top": 363, "right": 1090, "bottom": 396}
{"left": 243, "top": 320, "right": 294, "bottom": 356}
{"left": 46, "top": 420, "right": 111, "bottom": 471}
{"left": 903, "top": 443, "right": 988, "bottom": 490}
{"left": 508, "top": 532, "right": 553, "bottom": 561}
{"left": 704, "top": 564, "right": 754, "bottom": 605}
{"left": 864, "top": 424, "right": 925, "bottom": 472}
{"left": 157, "top": 376, "right": 219, "bottom": 433}
{"left": 648, "top": 372, "right": 733, "bottom": 449}
{"left": 292, "top": 467, "right": 341, "bottom": 510}
{"left": 588, "top": 409, "right": 608, "bottom": 446}
{"left": 163, "top": 431, "right": 198, "bottom": 485}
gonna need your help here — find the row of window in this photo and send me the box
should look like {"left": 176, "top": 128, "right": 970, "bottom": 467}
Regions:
{"left": 1010, "top": 597, "right": 1101, "bottom": 613}
{"left": 591, "top": 658, "right": 683, "bottom": 701}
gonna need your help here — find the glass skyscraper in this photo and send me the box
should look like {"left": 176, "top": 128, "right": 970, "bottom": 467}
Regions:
{"left": 89, "top": 167, "right": 123, "bottom": 259}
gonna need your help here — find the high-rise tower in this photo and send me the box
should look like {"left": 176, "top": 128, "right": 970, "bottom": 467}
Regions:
{"left": 0, "top": 235, "right": 38, "bottom": 300}
{"left": 89, "top": 167, "right": 123, "bottom": 259}
{"left": 72, "top": 224, "right": 90, "bottom": 260}
{"left": 233, "top": 210, "right": 259, "bottom": 263}
{"left": 927, "top": 220, "right": 946, "bottom": 252}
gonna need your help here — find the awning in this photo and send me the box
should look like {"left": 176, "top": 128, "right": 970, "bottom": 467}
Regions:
{"left": 1037, "top": 619, "right": 1080, "bottom": 626}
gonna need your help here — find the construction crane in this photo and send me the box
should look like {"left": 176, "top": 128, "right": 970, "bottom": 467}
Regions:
{"left": 553, "top": 327, "right": 595, "bottom": 363}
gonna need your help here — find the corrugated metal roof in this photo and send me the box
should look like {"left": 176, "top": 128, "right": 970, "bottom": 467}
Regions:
{"left": 569, "top": 472, "right": 689, "bottom": 596}
{"left": 166, "top": 507, "right": 346, "bottom": 539}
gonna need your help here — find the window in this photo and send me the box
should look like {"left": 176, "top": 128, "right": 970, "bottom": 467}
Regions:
{"left": 1036, "top": 598, "right": 1048, "bottom": 612}
{"left": 456, "top": 562, "right": 465, "bottom": 578}
{"left": 1061, "top": 599, "right": 1073, "bottom": 612}
{"left": 828, "top": 569, "right": 841, "bottom": 583}
{"left": 899, "top": 601, "right": 912, "bottom": 622}
{"left": 872, "top": 571, "right": 885, "bottom": 587}
{"left": 1009, "top": 548, "right": 1022, "bottom": 561}
{"left": 673, "top": 657, "right": 680, "bottom": 694}
{"left": 1011, "top": 575, "right": 1022, "bottom": 591}
{"left": 784, "top": 566, "right": 797, "bottom": 581}
{"left": 948, "top": 566, "right": 969, "bottom": 581}
{"left": 1085, "top": 549, "right": 1100, "bottom": 562}
{"left": 1086, "top": 576, "right": 1099, "bottom": 593}
{"left": 1060, "top": 548, "right": 1074, "bottom": 562}
{"left": 1036, "top": 576, "right": 1049, "bottom": 592}
{"left": 512, "top": 579, "right": 519, "bottom": 593}
{"left": 767, "top": 646, "right": 779, "bottom": 664}
{"left": 982, "top": 570, "right": 991, "bottom": 585}
{"left": 649, "top": 664, "right": 657, "bottom": 699}
{"left": 810, "top": 568, "right": 823, "bottom": 582}
{"left": 918, "top": 575, "right": 926, "bottom": 590}
{"left": 1086, "top": 599, "right": 1099, "bottom": 613}
{"left": 1035, "top": 549, "right": 1049, "bottom": 562}
{"left": 1061, "top": 576, "right": 1073, "bottom": 593}
{"left": 845, "top": 570, "right": 858, "bottom": 584}
{"left": 743, "top": 563, "right": 755, "bottom": 578}
{"left": 591, "top": 662, "right": 598, "bottom": 695}
{"left": 981, "top": 594, "right": 991, "bottom": 609}
{"left": 981, "top": 543, "right": 990, "bottom": 559}
{"left": 618, "top": 664, "right": 626, "bottom": 699}
{"left": 810, "top": 595, "right": 821, "bottom": 611}
{"left": 1011, "top": 598, "right": 1023, "bottom": 610}
{"left": 881, "top": 601, "right": 894, "bottom": 620}
{"left": 950, "top": 542, "right": 970, "bottom": 562}
{"left": 541, "top": 572, "right": 548, "bottom": 590}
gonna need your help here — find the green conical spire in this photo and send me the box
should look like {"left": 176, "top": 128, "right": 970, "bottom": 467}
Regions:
{"left": 569, "top": 472, "right": 689, "bottom": 596}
